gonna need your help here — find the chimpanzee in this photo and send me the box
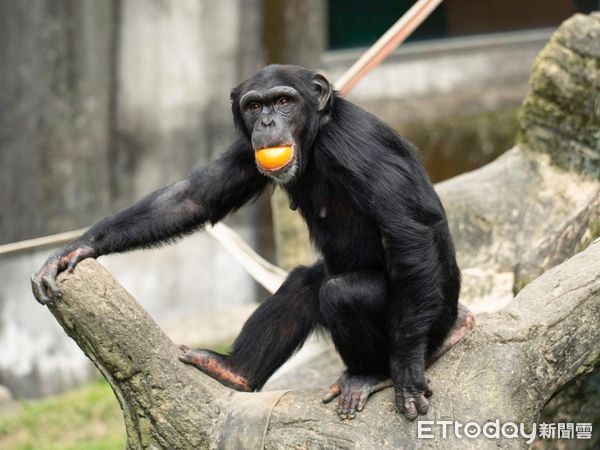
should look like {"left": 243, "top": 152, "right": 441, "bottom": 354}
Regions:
{"left": 32, "top": 65, "right": 470, "bottom": 421}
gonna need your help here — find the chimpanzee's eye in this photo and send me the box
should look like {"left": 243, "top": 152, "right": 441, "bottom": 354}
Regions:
{"left": 277, "top": 97, "right": 290, "bottom": 107}
{"left": 249, "top": 102, "right": 262, "bottom": 111}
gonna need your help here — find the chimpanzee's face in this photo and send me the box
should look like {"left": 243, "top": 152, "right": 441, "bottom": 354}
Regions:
{"left": 240, "top": 84, "right": 307, "bottom": 183}
{"left": 234, "top": 65, "right": 332, "bottom": 184}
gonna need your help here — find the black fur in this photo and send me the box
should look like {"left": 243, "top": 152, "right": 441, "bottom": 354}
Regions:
{"left": 34, "top": 65, "right": 460, "bottom": 414}
{"left": 225, "top": 66, "right": 459, "bottom": 395}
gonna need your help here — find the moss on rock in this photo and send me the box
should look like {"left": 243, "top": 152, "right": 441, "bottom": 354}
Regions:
{"left": 518, "top": 13, "right": 600, "bottom": 178}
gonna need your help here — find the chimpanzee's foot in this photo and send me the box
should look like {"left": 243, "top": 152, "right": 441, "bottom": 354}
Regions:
{"left": 178, "top": 345, "right": 252, "bottom": 392}
{"left": 426, "top": 302, "right": 475, "bottom": 367}
{"left": 322, "top": 305, "right": 473, "bottom": 421}
{"left": 322, "top": 371, "right": 392, "bottom": 420}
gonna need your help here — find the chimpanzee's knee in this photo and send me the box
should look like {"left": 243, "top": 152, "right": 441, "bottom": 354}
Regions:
{"left": 319, "top": 271, "right": 387, "bottom": 321}
{"left": 319, "top": 271, "right": 389, "bottom": 375}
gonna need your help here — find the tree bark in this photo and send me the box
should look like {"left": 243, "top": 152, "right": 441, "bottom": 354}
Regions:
{"left": 438, "top": 12, "right": 600, "bottom": 313}
{"left": 48, "top": 238, "right": 600, "bottom": 449}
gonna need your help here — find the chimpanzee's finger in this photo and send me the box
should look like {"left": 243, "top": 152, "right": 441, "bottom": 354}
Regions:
{"left": 404, "top": 398, "right": 418, "bottom": 421}
{"left": 31, "top": 275, "right": 51, "bottom": 305}
{"left": 357, "top": 392, "right": 369, "bottom": 412}
{"left": 322, "top": 383, "right": 341, "bottom": 403}
{"left": 67, "top": 256, "right": 79, "bottom": 273}
{"left": 339, "top": 391, "right": 354, "bottom": 419}
{"left": 42, "top": 274, "right": 61, "bottom": 299}
{"left": 67, "top": 249, "right": 88, "bottom": 272}
{"left": 346, "top": 392, "right": 360, "bottom": 419}
{"left": 67, "top": 256, "right": 87, "bottom": 273}
{"left": 416, "top": 394, "right": 429, "bottom": 415}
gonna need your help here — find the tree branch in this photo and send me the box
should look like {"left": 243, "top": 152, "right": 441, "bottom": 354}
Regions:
{"left": 49, "top": 238, "right": 600, "bottom": 449}
{"left": 49, "top": 261, "right": 228, "bottom": 449}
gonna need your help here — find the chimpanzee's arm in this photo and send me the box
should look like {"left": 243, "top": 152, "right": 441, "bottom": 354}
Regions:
{"left": 325, "top": 143, "right": 448, "bottom": 418}
{"left": 84, "top": 141, "right": 266, "bottom": 255}
{"left": 32, "top": 140, "right": 267, "bottom": 304}
{"left": 380, "top": 221, "right": 440, "bottom": 419}
{"left": 366, "top": 165, "right": 448, "bottom": 420}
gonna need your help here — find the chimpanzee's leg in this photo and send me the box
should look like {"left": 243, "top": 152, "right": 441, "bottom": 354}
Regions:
{"left": 319, "top": 270, "right": 391, "bottom": 418}
{"left": 318, "top": 271, "right": 474, "bottom": 419}
{"left": 426, "top": 302, "right": 474, "bottom": 366}
{"left": 320, "top": 271, "right": 389, "bottom": 374}
{"left": 179, "top": 262, "right": 326, "bottom": 391}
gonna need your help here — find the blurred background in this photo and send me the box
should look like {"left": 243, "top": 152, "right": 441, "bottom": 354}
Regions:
{"left": 0, "top": 0, "right": 598, "bottom": 448}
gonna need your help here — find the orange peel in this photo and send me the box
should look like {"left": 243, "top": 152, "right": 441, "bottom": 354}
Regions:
{"left": 255, "top": 146, "right": 293, "bottom": 170}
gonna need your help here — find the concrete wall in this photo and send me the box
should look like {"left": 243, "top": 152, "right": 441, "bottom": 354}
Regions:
{"left": 0, "top": 0, "right": 113, "bottom": 244}
{"left": 112, "top": 0, "right": 264, "bottom": 204}
{"left": 0, "top": 0, "right": 265, "bottom": 398}
{"left": 322, "top": 28, "right": 553, "bottom": 124}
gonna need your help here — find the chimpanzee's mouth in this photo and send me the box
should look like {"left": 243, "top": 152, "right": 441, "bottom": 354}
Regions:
{"left": 254, "top": 144, "right": 296, "bottom": 175}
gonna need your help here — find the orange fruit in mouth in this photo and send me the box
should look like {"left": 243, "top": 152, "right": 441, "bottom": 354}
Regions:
{"left": 255, "top": 146, "right": 293, "bottom": 170}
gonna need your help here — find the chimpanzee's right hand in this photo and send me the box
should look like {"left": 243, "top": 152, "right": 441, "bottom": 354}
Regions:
{"left": 31, "top": 239, "right": 98, "bottom": 305}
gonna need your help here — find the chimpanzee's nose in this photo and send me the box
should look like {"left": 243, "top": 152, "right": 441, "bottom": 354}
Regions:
{"left": 261, "top": 115, "right": 275, "bottom": 127}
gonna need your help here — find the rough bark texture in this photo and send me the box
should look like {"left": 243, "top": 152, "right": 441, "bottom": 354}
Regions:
{"left": 437, "top": 146, "right": 599, "bottom": 313}
{"left": 50, "top": 240, "right": 600, "bottom": 449}
{"left": 50, "top": 261, "right": 229, "bottom": 449}
{"left": 438, "top": 12, "right": 600, "bottom": 313}
{"left": 40, "top": 12, "right": 600, "bottom": 450}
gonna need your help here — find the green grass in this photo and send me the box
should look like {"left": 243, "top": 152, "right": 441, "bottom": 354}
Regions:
{"left": 0, "top": 341, "right": 231, "bottom": 450}
{"left": 0, "top": 379, "right": 125, "bottom": 450}
{"left": 0, "top": 339, "right": 234, "bottom": 449}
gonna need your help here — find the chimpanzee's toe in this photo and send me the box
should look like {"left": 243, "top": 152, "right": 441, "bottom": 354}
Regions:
{"left": 323, "top": 371, "right": 392, "bottom": 419}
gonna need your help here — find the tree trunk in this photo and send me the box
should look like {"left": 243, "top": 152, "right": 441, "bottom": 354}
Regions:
{"left": 47, "top": 239, "right": 600, "bottom": 449}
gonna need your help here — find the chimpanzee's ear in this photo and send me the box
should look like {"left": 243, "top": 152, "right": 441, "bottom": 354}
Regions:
{"left": 229, "top": 87, "right": 247, "bottom": 134}
{"left": 313, "top": 73, "right": 332, "bottom": 112}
